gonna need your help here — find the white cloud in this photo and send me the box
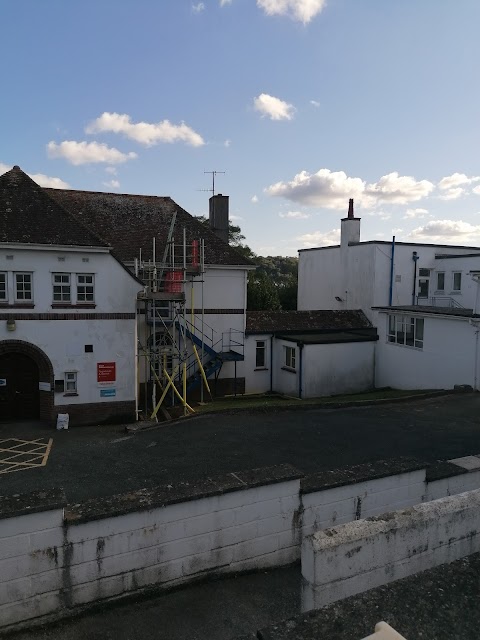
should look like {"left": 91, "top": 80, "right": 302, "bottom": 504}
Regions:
{"left": 0, "top": 162, "right": 70, "bottom": 188}
{"left": 279, "top": 210, "right": 311, "bottom": 219}
{"left": 257, "top": 0, "right": 327, "bottom": 23}
{"left": 102, "top": 179, "right": 120, "bottom": 190}
{"left": 253, "top": 93, "right": 295, "bottom": 121}
{"left": 297, "top": 228, "right": 340, "bottom": 248}
{"left": 473, "top": 186, "right": 480, "bottom": 195}
{"left": 266, "top": 168, "right": 435, "bottom": 209}
{"left": 365, "top": 172, "right": 434, "bottom": 204}
{"left": 224, "top": 139, "right": 231, "bottom": 148}
{"left": 404, "top": 208, "right": 429, "bottom": 219}
{"left": 30, "top": 173, "right": 70, "bottom": 189}
{"left": 251, "top": 195, "right": 259, "bottom": 203}
{"left": 266, "top": 168, "right": 366, "bottom": 208}
{"left": 409, "top": 219, "right": 480, "bottom": 243}
{"left": 192, "top": 2, "right": 205, "bottom": 12}
{"left": 230, "top": 214, "right": 243, "bottom": 221}
{"left": 438, "top": 173, "right": 479, "bottom": 190}
{"left": 439, "top": 187, "right": 464, "bottom": 201}
{"left": 105, "top": 166, "right": 117, "bottom": 175}
{"left": 220, "top": 0, "right": 232, "bottom": 5}
{"left": 47, "top": 140, "right": 137, "bottom": 166}
{"left": 86, "top": 112, "right": 205, "bottom": 147}
{"left": 310, "top": 100, "right": 320, "bottom": 107}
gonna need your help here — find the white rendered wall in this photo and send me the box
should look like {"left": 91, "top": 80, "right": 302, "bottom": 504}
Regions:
{"left": 272, "top": 339, "right": 299, "bottom": 397}
{"left": 302, "top": 488, "right": 480, "bottom": 611}
{"left": 302, "top": 341, "right": 375, "bottom": 398}
{"left": 244, "top": 334, "right": 272, "bottom": 394}
{"left": 375, "top": 313, "right": 477, "bottom": 390}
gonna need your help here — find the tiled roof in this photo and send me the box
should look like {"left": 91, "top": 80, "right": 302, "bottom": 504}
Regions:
{"left": 246, "top": 309, "right": 372, "bottom": 333}
{"left": 46, "top": 188, "right": 254, "bottom": 266}
{"left": 0, "top": 167, "right": 108, "bottom": 248}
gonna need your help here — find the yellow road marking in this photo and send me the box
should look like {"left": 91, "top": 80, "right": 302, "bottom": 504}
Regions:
{"left": 0, "top": 438, "right": 53, "bottom": 474}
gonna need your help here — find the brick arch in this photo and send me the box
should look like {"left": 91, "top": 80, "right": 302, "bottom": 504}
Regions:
{"left": 0, "top": 340, "right": 54, "bottom": 422}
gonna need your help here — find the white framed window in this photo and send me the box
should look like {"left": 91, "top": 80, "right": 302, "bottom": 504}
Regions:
{"left": 436, "top": 272, "right": 445, "bottom": 292}
{"left": 76, "top": 274, "right": 94, "bottom": 303}
{"left": 0, "top": 272, "right": 7, "bottom": 301}
{"left": 452, "top": 272, "right": 462, "bottom": 292}
{"left": 15, "top": 272, "right": 33, "bottom": 301}
{"left": 417, "top": 268, "right": 430, "bottom": 299}
{"left": 387, "top": 315, "right": 424, "bottom": 349}
{"left": 285, "top": 346, "right": 296, "bottom": 369}
{"left": 255, "top": 340, "right": 266, "bottom": 368}
{"left": 53, "top": 273, "right": 71, "bottom": 302}
{"left": 64, "top": 371, "right": 77, "bottom": 393}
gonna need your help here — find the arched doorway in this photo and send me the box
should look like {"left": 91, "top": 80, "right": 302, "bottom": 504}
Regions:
{"left": 0, "top": 341, "right": 54, "bottom": 422}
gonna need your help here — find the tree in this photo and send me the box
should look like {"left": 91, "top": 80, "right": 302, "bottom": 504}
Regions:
{"left": 195, "top": 216, "right": 298, "bottom": 310}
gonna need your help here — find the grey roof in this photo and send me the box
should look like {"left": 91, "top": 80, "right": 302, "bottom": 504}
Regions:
{"left": 0, "top": 166, "right": 108, "bottom": 248}
{"left": 46, "top": 188, "right": 254, "bottom": 267}
{"left": 299, "top": 240, "right": 480, "bottom": 253}
{"left": 246, "top": 309, "right": 373, "bottom": 334}
{"left": 374, "top": 305, "right": 478, "bottom": 318}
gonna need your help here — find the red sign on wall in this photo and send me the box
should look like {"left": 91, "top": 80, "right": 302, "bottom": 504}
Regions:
{"left": 97, "top": 362, "right": 116, "bottom": 384}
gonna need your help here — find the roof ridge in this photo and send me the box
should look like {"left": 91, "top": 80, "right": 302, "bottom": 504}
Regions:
{"left": 45, "top": 187, "right": 172, "bottom": 200}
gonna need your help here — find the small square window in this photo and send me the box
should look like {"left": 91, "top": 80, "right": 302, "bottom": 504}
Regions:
{"left": 85, "top": 344, "right": 93, "bottom": 353}
{"left": 65, "top": 371, "right": 77, "bottom": 393}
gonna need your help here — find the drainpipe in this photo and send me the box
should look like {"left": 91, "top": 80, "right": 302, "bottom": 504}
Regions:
{"left": 298, "top": 342, "right": 304, "bottom": 399}
{"left": 412, "top": 251, "right": 419, "bottom": 305}
{"left": 270, "top": 335, "right": 274, "bottom": 393}
{"left": 388, "top": 236, "right": 395, "bottom": 306}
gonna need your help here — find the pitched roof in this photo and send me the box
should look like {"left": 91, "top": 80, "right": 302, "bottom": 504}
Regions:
{"left": 246, "top": 309, "right": 372, "bottom": 333}
{"left": 0, "top": 167, "right": 108, "bottom": 248}
{"left": 46, "top": 188, "right": 253, "bottom": 266}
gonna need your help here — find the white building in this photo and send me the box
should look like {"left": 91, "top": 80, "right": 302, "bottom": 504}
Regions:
{"left": 0, "top": 166, "right": 142, "bottom": 425}
{"left": 298, "top": 199, "right": 480, "bottom": 391}
{"left": 298, "top": 199, "right": 480, "bottom": 321}
{"left": 245, "top": 310, "right": 377, "bottom": 398}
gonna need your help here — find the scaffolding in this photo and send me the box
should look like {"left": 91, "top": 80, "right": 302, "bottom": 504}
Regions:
{"left": 135, "top": 214, "right": 246, "bottom": 422}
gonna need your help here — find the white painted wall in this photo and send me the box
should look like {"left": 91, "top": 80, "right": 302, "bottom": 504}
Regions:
{"left": 302, "top": 488, "right": 480, "bottom": 611}
{"left": 272, "top": 339, "right": 299, "bottom": 397}
{"left": 244, "top": 334, "right": 272, "bottom": 394}
{"left": 375, "top": 312, "right": 478, "bottom": 390}
{"left": 303, "top": 341, "right": 375, "bottom": 398}
{"left": 298, "top": 235, "right": 480, "bottom": 321}
{"left": 3, "top": 462, "right": 480, "bottom": 629}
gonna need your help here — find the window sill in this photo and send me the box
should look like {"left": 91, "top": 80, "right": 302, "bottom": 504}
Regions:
{"left": 254, "top": 367, "right": 268, "bottom": 371}
{"left": 52, "top": 303, "right": 96, "bottom": 309}
{"left": 387, "top": 340, "right": 423, "bottom": 351}
{"left": 0, "top": 303, "right": 35, "bottom": 308}
{"left": 281, "top": 366, "right": 297, "bottom": 374}
{"left": 63, "top": 392, "right": 79, "bottom": 397}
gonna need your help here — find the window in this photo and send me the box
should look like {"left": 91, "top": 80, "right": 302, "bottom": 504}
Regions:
{"left": 0, "top": 273, "right": 7, "bottom": 301}
{"left": 453, "top": 272, "right": 462, "bottom": 292}
{"left": 64, "top": 371, "right": 77, "bottom": 394}
{"left": 15, "top": 272, "right": 32, "bottom": 301}
{"left": 285, "top": 346, "right": 296, "bottom": 369}
{"left": 388, "top": 315, "right": 424, "bottom": 349}
{"left": 436, "top": 272, "right": 445, "bottom": 291}
{"left": 53, "top": 273, "right": 71, "bottom": 302}
{"left": 255, "top": 340, "right": 266, "bottom": 368}
{"left": 417, "top": 268, "right": 430, "bottom": 299}
{"left": 77, "top": 274, "right": 94, "bottom": 302}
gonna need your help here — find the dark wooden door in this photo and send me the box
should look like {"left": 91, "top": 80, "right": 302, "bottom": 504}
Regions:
{"left": 0, "top": 353, "right": 40, "bottom": 420}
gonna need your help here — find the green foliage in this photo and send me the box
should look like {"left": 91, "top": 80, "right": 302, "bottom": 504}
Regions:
{"left": 195, "top": 216, "right": 298, "bottom": 311}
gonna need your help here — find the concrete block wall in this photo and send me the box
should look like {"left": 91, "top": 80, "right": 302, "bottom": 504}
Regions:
{"left": 64, "top": 477, "right": 301, "bottom": 609}
{"left": 302, "top": 487, "right": 480, "bottom": 612}
{"left": 302, "top": 468, "right": 426, "bottom": 537}
{"left": 0, "top": 491, "right": 66, "bottom": 629}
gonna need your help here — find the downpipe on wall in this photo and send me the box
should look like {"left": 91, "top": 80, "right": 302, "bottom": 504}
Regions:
{"left": 388, "top": 236, "right": 395, "bottom": 306}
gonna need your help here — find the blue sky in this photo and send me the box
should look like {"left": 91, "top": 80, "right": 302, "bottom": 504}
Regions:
{"left": 2, "top": 0, "right": 480, "bottom": 255}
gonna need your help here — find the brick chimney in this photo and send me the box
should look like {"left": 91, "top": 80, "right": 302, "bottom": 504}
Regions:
{"left": 341, "top": 198, "right": 361, "bottom": 248}
{"left": 209, "top": 194, "right": 229, "bottom": 244}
